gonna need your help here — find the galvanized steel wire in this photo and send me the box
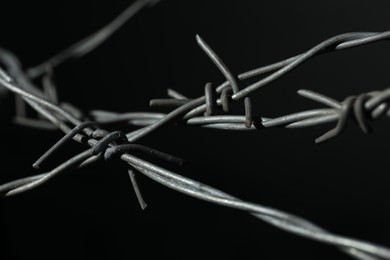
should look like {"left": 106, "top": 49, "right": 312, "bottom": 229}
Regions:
{"left": 0, "top": 1, "right": 389, "bottom": 259}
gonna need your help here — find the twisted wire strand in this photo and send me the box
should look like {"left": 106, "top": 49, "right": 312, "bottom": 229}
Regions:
{"left": 183, "top": 31, "right": 390, "bottom": 120}
{"left": 1, "top": 60, "right": 390, "bottom": 260}
{"left": 131, "top": 30, "right": 390, "bottom": 143}
{"left": 0, "top": 2, "right": 389, "bottom": 258}
{"left": 26, "top": 0, "right": 161, "bottom": 79}
{"left": 95, "top": 86, "right": 390, "bottom": 142}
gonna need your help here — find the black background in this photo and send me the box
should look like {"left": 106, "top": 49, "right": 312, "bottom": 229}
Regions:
{"left": 0, "top": 1, "right": 390, "bottom": 259}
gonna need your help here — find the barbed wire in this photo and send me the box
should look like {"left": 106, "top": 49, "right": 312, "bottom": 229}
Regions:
{"left": 0, "top": 0, "right": 389, "bottom": 259}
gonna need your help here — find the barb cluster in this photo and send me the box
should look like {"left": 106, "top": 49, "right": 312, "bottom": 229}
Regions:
{"left": 0, "top": 1, "right": 389, "bottom": 259}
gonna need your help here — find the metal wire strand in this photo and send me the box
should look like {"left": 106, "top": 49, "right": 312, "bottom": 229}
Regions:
{"left": 315, "top": 96, "right": 356, "bottom": 143}
{"left": 104, "top": 144, "right": 184, "bottom": 165}
{"left": 196, "top": 35, "right": 240, "bottom": 94}
{"left": 196, "top": 34, "right": 253, "bottom": 127}
{"left": 0, "top": 68, "right": 84, "bottom": 129}
{"left": 1, "top": 150, "right": 92, "bottom": 197}
{"left": 4, "top": 62, "right": 386, "bottom": 258}
{"left": 26, "top": 0, "right": 161, "bottom": 79}
{"left": 91, "top": 131, "right": 128, "bottom": 156}
{"left": 297, "top": 89, "right": 342, "bottom": 109}
{"left": 167, "top": 88, "right": 188, "bottom": 99}
{"left": 126, "top": 86, "right": 389, "bottom": 141}
{"left": 220, "top": 87, "right": 232, "bottom": 113}
{"left": 90, "top": 111, "right": 166, "bottom": 124}
{"left": 121, "top": 154, "right": 388, "bottom": 260}
{"left": 128, "top": 169, "right": 147, "bottom": 210}
{"left": 231, "top": 33, "right": 389, "bottom": 101}
{"left": 244, "top": 97, "right": 253, "bottom": 128}
{"left": 2, "top": 6, "right": 390, "bottom": 258}
{"left": 92, "top": 109, "right": 336, "bottom": 129}
{"left": 98, "top": 86, "right": 389, "bottom": 142}
{"left": 149, "top": 98, "right": 191, "bottom": 108}
{"left": 58, "top": 27, "right": 388, "bottom": 143}
{"left": 33, "top": 121, "right": 96, "bottom": 169}
{"left": 42, "top": 64, "right": 58, "bottom": 104}
{"left": 204, "top": 82, "right": 215, "bottom": 116}
{"left": 1, "top": 121, "right": 387, "bottom": 260}
{"left": 183, "top": 32, "right": 389, "bottom": 119}
{"left": 354, "top": 94, "right": 372, "bottom": 134}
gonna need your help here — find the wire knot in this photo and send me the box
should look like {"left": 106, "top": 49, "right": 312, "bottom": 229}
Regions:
{"left": 90, "top": 128, "right": 184, "bottom": 165}
{"left": 316, "top": 94, "right": 374, "bottom": 143}
{"left": 90, "top": 130, "right": 129, "bottom": 159}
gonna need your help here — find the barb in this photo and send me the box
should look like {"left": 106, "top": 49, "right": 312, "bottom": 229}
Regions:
{"left": 204, "top": 82, "right": 215, "bottom": 116}
{"left": 128, "top": 169, "right": 148, "bottom": 210}
{"left": 33, "top": 121, "right": 96, "bottom": 169}
{"left": 196, "top": 34, "right": 240, "bottom": 93}
{"left": 167, "top": 88, "right": 188, "bottom": 99}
